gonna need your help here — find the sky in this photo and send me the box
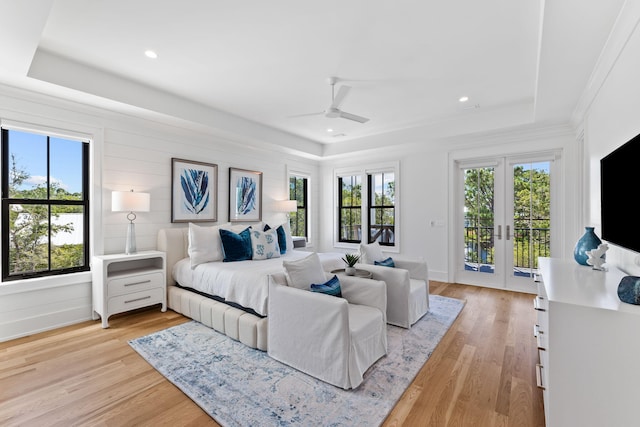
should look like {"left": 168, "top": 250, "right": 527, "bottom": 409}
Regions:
{"left": 8, "top": 129, "right": 83, "bottom": 194}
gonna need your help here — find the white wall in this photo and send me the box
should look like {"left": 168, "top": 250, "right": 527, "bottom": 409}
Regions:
{"left": 581, "top": 2, "right": 640, "bottom": 275}
{"left": 0, "top": 85, "right": 317, "bottom": 341}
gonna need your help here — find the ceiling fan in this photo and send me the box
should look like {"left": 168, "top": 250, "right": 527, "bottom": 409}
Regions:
{"left": 292, "top": 77, "right": 370, "bottom": 123}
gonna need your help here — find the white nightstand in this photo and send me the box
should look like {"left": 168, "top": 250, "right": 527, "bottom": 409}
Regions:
{"left": 92, "top": 250, "right": 166, "bottom": 328}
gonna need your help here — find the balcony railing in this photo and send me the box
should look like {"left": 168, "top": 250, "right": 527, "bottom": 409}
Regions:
{"left": 464, "top": 224, "right": 550, "bottom": 270}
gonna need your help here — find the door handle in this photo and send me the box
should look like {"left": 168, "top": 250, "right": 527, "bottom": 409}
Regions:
{"left": 506, "top": 225, "right": 511, "bottom": 240}
{"left": 495, "top": 225, "right": 502, "bottom": 240}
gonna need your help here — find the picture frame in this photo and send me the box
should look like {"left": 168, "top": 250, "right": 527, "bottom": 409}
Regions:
{"left": 171, "top": 158, "right": 218, "bottom": 223}
{"left": 229, "top": 167, "right": 262, "bottom": 222}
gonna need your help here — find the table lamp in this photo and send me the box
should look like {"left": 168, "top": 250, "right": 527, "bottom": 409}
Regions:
{"left": 112, "top": 189, "right": 150, "bottom": 255}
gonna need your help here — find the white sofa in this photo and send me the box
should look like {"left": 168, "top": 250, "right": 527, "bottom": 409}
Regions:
{"left": 268, "top": 271, "right": 388, "bottom": 389}
{"left": 356, "top": 242, "right": 430, "bottom": 328}
{"left": 158, "top": 227, "right": 270, "bottom": 350}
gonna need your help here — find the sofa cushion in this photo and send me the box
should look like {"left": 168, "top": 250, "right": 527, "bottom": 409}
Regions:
{"left": 374, "top": 256, "right": 395, "bottom": 268}
{"left": 282, "top": 252, "right": 326, "bottom": 290}
{"left": 188, "top": 222, "right": 228, "bottom": 268}
{"left": 250, "top": 228, "right": 281, "bottom": 260}
{"left": 220, "top": 227, "right": 253, "bottom": 262}
{"left": 360, "top": 241, "right": 385, "bottom": 264}
{"left": 310, "top": 275, "right": 342, "bottom": 297}
{"left": 263, "top": 223, "right": 287, "bottom": 254}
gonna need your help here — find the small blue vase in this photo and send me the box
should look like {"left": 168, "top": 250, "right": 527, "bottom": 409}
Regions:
{"left": 574, "top": 226, "right": 602, "bottom": 266}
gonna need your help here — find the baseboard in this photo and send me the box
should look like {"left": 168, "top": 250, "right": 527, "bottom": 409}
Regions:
{"left": 0, "top": 305, "right": 93, "bottom": 343}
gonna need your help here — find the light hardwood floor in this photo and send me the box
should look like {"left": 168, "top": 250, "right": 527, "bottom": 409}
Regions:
{"left": 0, "top": 282, "right": 545, "bottom": 426}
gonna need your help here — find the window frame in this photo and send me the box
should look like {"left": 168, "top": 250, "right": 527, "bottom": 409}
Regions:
{"left": 289, "top": 173, "right": 308, "bottom": 239}
{"left": 367, "top": 171, "right": 395, "bottom": 246}
{"left": 1, "top": 126, "right": 91, "bottom": 282}
{"left": 334, "top": 161, "right": 399, "bottom": 250}
{"left": 337, "top": 174, "right": 362, "bottom": 244}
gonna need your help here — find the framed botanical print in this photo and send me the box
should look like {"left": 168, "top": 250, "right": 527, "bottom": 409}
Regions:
{"left": 229, "top": 167, "right": 262, "bottom": 222}
{"left": 171, "top": 158, "right": 218, "bottom": 222}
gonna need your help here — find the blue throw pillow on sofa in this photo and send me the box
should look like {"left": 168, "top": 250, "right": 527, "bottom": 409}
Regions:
{"left": 220, "top": 227, "right": 252, "bottom": 262}
{"left": 310, "top": 275, "right": 342, "bottom": 298}
{"left": 374, "top": 257, "right": 395, "bottom": 268}
{"left": 264, "top": 224, "right": 287, "bottom": 254}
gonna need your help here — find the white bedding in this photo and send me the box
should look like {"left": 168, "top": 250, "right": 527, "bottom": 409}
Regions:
{"left": 172, "top": 251, "right": 344, "bottom": 316}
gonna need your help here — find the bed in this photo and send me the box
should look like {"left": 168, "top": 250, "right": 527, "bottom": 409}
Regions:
{"left": 157, "top": 224, "right": 344, "bottom": 351}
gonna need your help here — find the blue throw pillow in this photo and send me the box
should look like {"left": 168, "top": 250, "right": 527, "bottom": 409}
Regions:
{"left": 220, "top": 227, "right": 252, "bottom": 262}
{"left": 264, "top": 224, "right": 287, "bottom": 254}
{"left": 310, "top": 275, "right": 342, "bottom": 298}
{"left": 375, "top": 257, "right": 395, "bottom": 268}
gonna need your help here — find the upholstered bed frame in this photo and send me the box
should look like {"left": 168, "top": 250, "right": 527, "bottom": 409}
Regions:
{"left": 157, "top": 228, "right": 268, "bottom": 351}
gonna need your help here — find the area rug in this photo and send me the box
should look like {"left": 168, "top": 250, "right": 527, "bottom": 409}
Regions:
{"left": 129, "top": 295, "right": 464, "bottom": 426}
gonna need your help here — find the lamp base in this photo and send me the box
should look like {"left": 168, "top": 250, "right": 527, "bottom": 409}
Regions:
{"left": 125, "top": 221, "right": 137, "bottom": 255}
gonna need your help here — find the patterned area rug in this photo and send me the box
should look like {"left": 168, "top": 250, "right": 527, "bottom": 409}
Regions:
{"left": 129, "top": 295, "right": 464, "bottom": 427}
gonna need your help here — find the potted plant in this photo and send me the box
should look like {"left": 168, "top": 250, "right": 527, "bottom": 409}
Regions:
{"left": 342, "top": 253, "right": 360, "bottom": 276}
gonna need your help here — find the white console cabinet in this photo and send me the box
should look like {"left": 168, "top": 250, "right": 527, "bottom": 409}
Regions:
{"left": 536, "top": 257, "right": 640, "bottom": 427}
{"left": 92, "top": 251, "right": 166, "bottom": 328}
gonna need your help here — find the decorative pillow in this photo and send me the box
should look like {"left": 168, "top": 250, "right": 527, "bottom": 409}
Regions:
{"left": 282, "top": 252, "right": 327, "bottom": 290}
{"left": 250, "top": 228, "right": 281, "bottom": 260}
{"left": 310, "top": 275, "right": 342, "bottom": 298}
{"left": 360, "top": 241, "right": 385, "bottom": 264}
{"left": 188, "top": 222, "right": 229, "bottom": 268}
{"left": 264, "top": 224, "right": 287, "bottom": 254}
{"left": 219, "top": 227, "right": 253, "bottom": 262}
{"left": 375, "top": 256, "right": 395, "bottom": 268}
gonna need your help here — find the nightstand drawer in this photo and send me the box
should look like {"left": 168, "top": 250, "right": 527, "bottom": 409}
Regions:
{"left": 108, "top": 287, "right": 164, "bottom": 314}
{"left": 107, "top": 272, "right": 164, "bottom": 297}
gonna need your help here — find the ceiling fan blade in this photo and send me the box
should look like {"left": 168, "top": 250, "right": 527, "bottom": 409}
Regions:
{"left": 339, "top": 110, "right": 369, "bottom": 123}
{"left": 330, "top": 85, "right": 351, "bottom": 109}
{"left": 287, "top": 111, "right": 324, "bottom": 118}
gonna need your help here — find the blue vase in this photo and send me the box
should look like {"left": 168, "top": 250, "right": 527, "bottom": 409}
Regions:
{"left": 574, "top": 226, "right": 602, "bottom": 266}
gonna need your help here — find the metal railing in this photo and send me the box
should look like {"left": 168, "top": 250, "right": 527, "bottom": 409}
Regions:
{"left": 464, "top": 224, "right": 550, "bottom": 269}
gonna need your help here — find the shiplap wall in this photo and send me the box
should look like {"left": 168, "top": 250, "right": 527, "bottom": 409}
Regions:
{"left": 0, "top": 85, "right": 318, "bottom": 341}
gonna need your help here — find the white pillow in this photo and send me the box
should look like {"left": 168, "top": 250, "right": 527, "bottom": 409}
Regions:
{"left": 188, "top": 222, "right": 228, "bottom": 268}
{"left": 360, "top": 241, "right": 385, "bottom": 264}
{"left": 250, "top": 228, "right": 281, "bottom": 260}
{"left": 282, "top": 252, "right": 327, "bottom": 290}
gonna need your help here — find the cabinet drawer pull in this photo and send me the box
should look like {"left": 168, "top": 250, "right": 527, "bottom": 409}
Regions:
{"left": 124, "top": 279, "right": 152, "bottom": 287}
{"left": 535, "top": 363, "right": 546, "bottom": 390}
{"left": 537, "top": 335, "right": 546, "bottom": 351}
{"left": 124, "top": 295, "right": 152, "bottom": 304}
{"left": 533, "top": 324, "right": 543, "bottom": 337}
{"left": 533, "top": 273, "right": 541, "bottom": 283}
{"left": 533, "top": 296, "right": 546, "bottom": 312}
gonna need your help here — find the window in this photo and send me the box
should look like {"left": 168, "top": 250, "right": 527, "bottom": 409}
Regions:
{"left": 289, "top": 174, "right": 308, "bottom": 238}
{"left": 336, "top": 163, "right": 398, "bottom": 248}
{"left": 338, "top": 175, "right": 362, "bottom": 243}
{"left": 368, "top": 171, "right": 395, "bottom": 246}
{"left": 1, "top": 127, "right": 90, "bottom": 281}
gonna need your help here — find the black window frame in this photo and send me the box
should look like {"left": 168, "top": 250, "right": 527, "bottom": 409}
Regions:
{"left": 1, "top": 127, "right": 90, "bottom": 282}
{"left": 367, "top": 171, "right": 395, "bottom": 246}
{"left": 338, "top": 175, "right": 362, "bottom": 243}
{"left": 289, "top": 175, "right": 308, "bottom": 238}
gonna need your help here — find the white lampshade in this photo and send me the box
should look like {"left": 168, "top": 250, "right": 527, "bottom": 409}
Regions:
{"left": 274, "top": 200, "right": 297, "bottom": 213}
{"left": 111, "top": 190, "right": 150, "bottom": 255}
{"left": 112, "top": 190, "right": 150, "bottom": 212}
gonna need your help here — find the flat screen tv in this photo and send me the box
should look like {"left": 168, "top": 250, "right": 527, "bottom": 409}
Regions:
{"left": 600, "top": 133, "right": 640, "bottom": 253}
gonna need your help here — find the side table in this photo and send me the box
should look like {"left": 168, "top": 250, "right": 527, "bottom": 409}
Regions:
{"left": 330, "top": 268, "right": 373, "bottom": 279}
{"left": 92, "top": 250, "right": 166, "bottom": 328}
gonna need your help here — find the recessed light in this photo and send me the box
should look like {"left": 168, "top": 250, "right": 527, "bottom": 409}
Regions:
{"left": 459, "top": 96, "right": 469, "bottom": 103}
{"left": 327, "top": 128, "right": 333, "bottom": 132}
{"left": 145, "top": 50, "right": 158, "bottom": 59}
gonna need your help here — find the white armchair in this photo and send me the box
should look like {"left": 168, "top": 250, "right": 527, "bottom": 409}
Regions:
{"left": 356, "top": 242, "right": 430, "bottom": 328}
{"left": 267, "top": 272, "right": 387, "bottom": 390}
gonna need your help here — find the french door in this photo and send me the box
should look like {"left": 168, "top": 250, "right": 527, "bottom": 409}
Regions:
{"left": 454, "top": 154, "right": 556, "bottom": 293}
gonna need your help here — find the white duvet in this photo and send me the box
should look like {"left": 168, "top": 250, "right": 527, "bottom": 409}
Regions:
{"left": 172, "top": 251, "right": 344, "bottom": 316}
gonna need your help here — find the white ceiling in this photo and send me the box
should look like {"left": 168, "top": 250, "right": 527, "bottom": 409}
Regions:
{"left": 0, "top": 0, "right": 627, "bottom": 154}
